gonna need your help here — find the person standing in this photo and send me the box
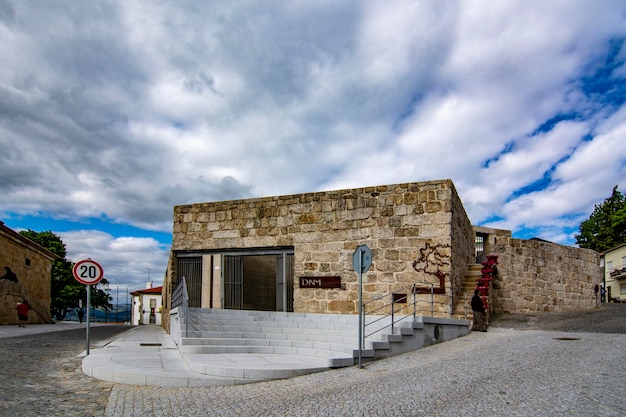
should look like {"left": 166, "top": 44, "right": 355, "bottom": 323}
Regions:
{"left": 17, "top": 300, "right": 29, "bottom": 327}
{"left": 471, "top": 289, "right": 487, "bottom": 332}
{"left": 77, "top": 308, "right": 84, "bottom": 323}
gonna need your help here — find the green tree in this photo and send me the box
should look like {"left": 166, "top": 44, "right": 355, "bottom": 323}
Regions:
{"left": 576, "top": 186, "right": 626, "bottom": 252}
{"left": 19, "top": 230, "right": 112, "bottom": 320}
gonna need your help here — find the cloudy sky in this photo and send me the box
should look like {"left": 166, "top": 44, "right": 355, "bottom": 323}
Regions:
{"left": 1, "top": 1, "right": 625, "bottom": 297}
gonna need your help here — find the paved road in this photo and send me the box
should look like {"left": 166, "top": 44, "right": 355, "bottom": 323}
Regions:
{"left": 490, "top": 303, "right": 626, "bottom": 333}
{"left": 106, "top": 329, "right": 625, "bottom": 416}
{"left": 107, "top": 304, "right": 626, "bottom": 416}
{"left": 0, "top": 325, "right": 130, "bottom": 417}
{"left": 2, "top": 305, "right": 626, "bottom": 416}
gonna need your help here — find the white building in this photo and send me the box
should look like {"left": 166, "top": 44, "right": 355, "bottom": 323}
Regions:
{"left": 130, "top": 283, "right": 163, "bottom": 325}
{"left": 602, "top": 243, "right": 626, "bottom": 302}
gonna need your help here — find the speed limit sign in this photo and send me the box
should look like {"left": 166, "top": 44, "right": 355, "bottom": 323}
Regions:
{"left": 72, "top": 259, "right": 104, "bottom": 285}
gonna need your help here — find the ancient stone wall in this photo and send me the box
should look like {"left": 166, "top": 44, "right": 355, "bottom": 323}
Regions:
{"left": 167, "top": 179, "right": 474, "bottom": 318}
{"left": 490, "top": 235, "right": 600, "bottom": 314}
{"left": 161, "top": 252, "right": 176, "bottom": 331}
{"left": 450, "top": 186, "right": 476, "bottom": 307}
{"left": 0, "top": 222, "right": 55, "bottom": 324}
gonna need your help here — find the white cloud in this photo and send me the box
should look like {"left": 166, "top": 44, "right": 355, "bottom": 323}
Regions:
{"left": 1, "top": 0, "right": 626, "bottom": 290}
{"left": 59, "top": 230, "right": 169, "bottom": 291}
{"left": 484, "top": 115, "right": 626, "bottom": 235}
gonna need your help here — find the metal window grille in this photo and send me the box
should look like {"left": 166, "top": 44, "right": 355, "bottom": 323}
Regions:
{"left": 177, "top": 257, "right": 202, "bottom": 308}
{"left": 286, "top": 253, "right": 294, "bottom": 312}
{"left": 224, "top": 255, "right": 244, "bottom": 309}
{"left": 276, "top": 253, "right": 295, "bottom": 312}
{"left": 475, "top": 234, "right": 486, "bottom": 264}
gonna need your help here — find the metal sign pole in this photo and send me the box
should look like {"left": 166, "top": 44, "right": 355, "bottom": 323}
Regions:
{"left": 358, "top": 249, "right": 363, "bottom": 369}
{"left": 72, "top": 258, "right": 104, "bottom": 357}
{"left": 353, "top": 244, "right": 371, "bottom": 370}
{"left": 86, "top": 284, "right": 91, "bottom": 355}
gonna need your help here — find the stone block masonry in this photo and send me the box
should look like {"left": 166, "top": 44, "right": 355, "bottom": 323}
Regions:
{"left": 164, "top": 179, "right": 603, "bottom": 330}
{"left": 489, "top": 233, "right": 600, "bottom": 314}
{"left": 0, "top": 222, "right": 55, "bottom": 324}
{"left": 168, "top": 179, "right": 473, "bottom": 317}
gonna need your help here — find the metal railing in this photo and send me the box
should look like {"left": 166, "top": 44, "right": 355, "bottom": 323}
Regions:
{"left": 608, "top": 264, "right": 626, "bottom": 278}
{"left": 171, "top": 276, "right": 189, "bottom": 337}
{"left": 361, "top": 282, "right": 451, "bottom": 349}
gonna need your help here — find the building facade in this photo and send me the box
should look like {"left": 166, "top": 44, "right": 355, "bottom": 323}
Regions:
{"left": 130, "top": 284, "right": 163, "bottom": 325}
{"left": 161, "top": 179, "right": 601, "bottom": 331}
{"left": 0, "top": 221, "right": 56, "bottom": 324}
{"left": 602, "top": 243, "right": 626, "bottom": 302}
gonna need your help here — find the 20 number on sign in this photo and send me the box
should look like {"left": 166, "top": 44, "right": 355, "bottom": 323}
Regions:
{"left": 72, "top": 259, "right": 104, "bottom": 285}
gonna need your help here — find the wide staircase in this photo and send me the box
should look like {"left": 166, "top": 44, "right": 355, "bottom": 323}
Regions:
{"left": 170, "top": 307, "right": 470, "bottom": 385}
{"left": 178, "top": 308, "right": 359, "bottom": 365}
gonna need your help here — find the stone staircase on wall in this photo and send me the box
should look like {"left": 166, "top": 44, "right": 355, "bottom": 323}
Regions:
{"left": 169, "top": 307, "right": 470, "bottom": 384}
{"left": 452, "top": 264, "right": 484, "bottom": 320}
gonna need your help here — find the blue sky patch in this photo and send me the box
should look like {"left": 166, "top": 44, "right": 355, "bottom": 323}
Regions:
{"left": 3, "top": 213, "right": 172, "bottom": 245}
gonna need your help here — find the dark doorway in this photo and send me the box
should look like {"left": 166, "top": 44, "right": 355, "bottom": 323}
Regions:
{"left": 223, "top": 251, "right": 294, "bottom": 312}
{"left": 475, "top": 233, "right": 488, "bottom": 264}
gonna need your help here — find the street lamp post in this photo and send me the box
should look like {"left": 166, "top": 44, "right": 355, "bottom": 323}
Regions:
{"left": 116, "top": 285, "right": 119, "bottom": 323}
{"left": 104, "top": 283, "right": 110, "bottom": 324}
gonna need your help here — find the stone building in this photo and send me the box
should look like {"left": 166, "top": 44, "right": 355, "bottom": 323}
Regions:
{"left": 161, "top": 179, "right": 601, "bottom": 331}
{"left": 0, "top": 221, "right": 56, "bottom": 324}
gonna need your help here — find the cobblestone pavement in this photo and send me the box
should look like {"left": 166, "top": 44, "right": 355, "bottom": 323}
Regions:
{"left": 0, "top": 325, "right": 130, "bottom": 417}
{"left": 490, "top": 302, "right": 626, "bottom": 333}
{"left": 105, "top": 331, "right": 626, "bottom": 416}
{"left": 106, "top": 304, "right": 626, "bottom": 417}
{"left": 3, "top": 305, "right": 626, "bottom": 416}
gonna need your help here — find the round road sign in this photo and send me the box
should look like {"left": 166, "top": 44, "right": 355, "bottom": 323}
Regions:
{"left": 72, "top": 259, "right": 104, "bottom": 285}
{"left": 353, "top": 244, "right": 372, "bottom": 273}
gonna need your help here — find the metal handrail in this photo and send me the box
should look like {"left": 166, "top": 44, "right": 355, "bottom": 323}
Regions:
{"left": 361, "top": 282, "right": 451, "bottom": 348}
{"left": 171, "top": 276, "right": 189, "bottom": 337}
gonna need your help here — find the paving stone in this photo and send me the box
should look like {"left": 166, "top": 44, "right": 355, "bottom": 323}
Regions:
{"left": 104, "top": 328, "right": 625, "bottom": 416}
{"left": 103, "top": 305, "right": 626, "bottom": 416}
{"left": 2, "top": 305, "right": 626, "bottom": 416}
{"left": 0, "top": 325, "right": 130, "bottom": 417}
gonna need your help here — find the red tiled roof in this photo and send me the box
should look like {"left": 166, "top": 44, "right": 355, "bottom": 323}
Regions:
{"left": 130, "top": 286, "right": 163, "bottom": 296}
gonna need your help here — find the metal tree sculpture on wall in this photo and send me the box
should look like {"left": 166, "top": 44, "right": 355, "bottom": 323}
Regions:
{"left": 412, "top": 242, "right": 450, "bottom": 294}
